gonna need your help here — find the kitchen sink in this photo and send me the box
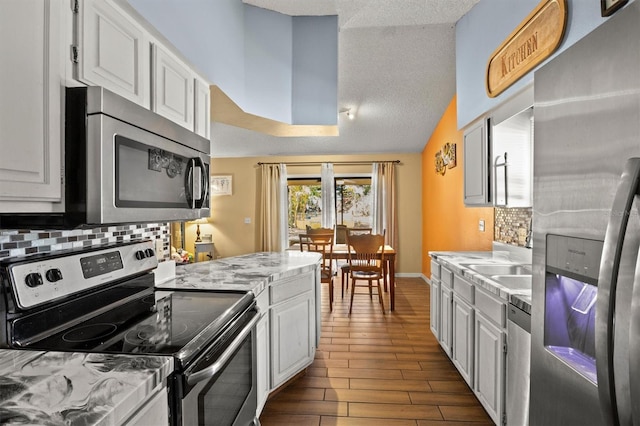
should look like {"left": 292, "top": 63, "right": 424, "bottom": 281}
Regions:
{"left": 490, "top": 275, "right": 532, "bottom": 290}
{"left": 462, "top": 263, "right": 532, "bottom": 276}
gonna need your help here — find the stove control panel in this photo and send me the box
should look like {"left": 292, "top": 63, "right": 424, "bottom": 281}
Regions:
{"left": 8, "top": 241, "right": 158, "bottom": 310}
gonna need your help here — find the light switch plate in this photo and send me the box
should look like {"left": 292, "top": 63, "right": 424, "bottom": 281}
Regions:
{"left": 479, "top": 219, "right": 485, "bottom": 232}
{"left": 244, "top": 217, "right": 251, "bottom": 224}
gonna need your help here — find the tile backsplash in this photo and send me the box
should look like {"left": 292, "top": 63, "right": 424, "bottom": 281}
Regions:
{"left": 494, "top": 207, "right": 532, "bottom": 247}
{"left": 0, "top": 223, "right": 170, "bottom": 261}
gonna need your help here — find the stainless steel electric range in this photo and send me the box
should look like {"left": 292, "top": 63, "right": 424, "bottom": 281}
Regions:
{"left": 0, "top": 240, "right": 259, "bottom": 426}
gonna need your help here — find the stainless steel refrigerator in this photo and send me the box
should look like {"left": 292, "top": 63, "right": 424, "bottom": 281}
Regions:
{"left": 531, "top": 2, "right": 640, "bottom": 425}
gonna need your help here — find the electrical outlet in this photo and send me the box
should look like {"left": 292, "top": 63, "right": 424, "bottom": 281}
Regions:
{"left": 154, "top": 239, "right": 165, "bottom": 259}
{"left": 478, "top": 219, "right": 485, "bottom": 232}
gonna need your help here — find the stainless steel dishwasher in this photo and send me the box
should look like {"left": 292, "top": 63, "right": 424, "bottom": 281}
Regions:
{"left": 506, "top": 298, "right": 531, "bottom": 425}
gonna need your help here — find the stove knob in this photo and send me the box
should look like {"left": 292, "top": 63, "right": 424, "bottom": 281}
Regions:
{"left": 145, "top": 248, "right": 155, "bottom": 259}
{"left": 45, "top": 268, "right": 63, "bottom": 283}
{"left": 25, "top": 273, "right": 43, "bottom": 288}
{"left": 135, "top": 250, "right": 146, "bottom": 260}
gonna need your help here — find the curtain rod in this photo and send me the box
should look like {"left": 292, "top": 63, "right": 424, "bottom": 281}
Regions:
{"left": 257, "top": 160, "right": 400, "bottom": 166}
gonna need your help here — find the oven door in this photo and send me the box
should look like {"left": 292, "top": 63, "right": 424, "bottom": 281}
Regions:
{"left": 87, "top": 112, "right": 210, "bottom": 224}
{"left": 176, "top": 308, "right": 259, "bottom": 426}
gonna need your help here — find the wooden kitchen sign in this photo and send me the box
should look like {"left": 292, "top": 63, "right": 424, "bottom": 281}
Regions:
{"left": 486, "top": 0, "right": 567, "bottom": 98}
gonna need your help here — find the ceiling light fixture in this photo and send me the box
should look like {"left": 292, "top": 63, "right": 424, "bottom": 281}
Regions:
{"left": 340, "top": 108, "right": 355, "bottom": 120}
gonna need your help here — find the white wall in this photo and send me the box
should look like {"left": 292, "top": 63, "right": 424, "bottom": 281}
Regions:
{"left": 456, "top": 0, "right": 633, "bottom": 129}
{"left": 292, "top": 16, "right": 338, "bottom": 125}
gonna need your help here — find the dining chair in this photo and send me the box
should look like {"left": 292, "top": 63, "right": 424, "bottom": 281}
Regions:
{"left": 340, "top": 227, "right": 373, "bottom": 298}
{"left": 346, "top": 231, "right": 386, "bottom": 315}
{"left": 299, "top": 232, "right": 335, "bottom": 312}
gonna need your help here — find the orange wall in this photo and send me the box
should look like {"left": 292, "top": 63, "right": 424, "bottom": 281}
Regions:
{"left": 421, "top": 96, "right": 494, "bottom": 276}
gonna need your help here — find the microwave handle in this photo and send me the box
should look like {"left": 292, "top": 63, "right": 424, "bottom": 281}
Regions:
{"left": 596, "top": 157, "right": 640, "bottom": 426}
{"left": 185, "top": 157, "right": 208, "bottom": 209}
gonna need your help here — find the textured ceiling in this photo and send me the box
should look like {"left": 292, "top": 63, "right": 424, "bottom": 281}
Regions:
{"left": 211, "top": 0, "right": 480, "bottom": 158}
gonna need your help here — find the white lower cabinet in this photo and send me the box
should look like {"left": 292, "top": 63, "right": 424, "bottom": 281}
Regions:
{"left": 452, "top": 294, "right": 474, "bottom": 387}
{"left": 256, "top": 308, "right": 270, "bottom": 415}
{"left": 439, "top": 284, "right": 453, "bottom": 356}
{"left": 430, "top": 277, "right": 440, "bottom": 339}
{"left": 270, "top": 290, "right": 315, "bottom": 388}
{"left": 429, "top": 257, "right": 509, "bottom": 425}
{"left": 475, "top": 310, "right": 506, "bottom": 425}
{"left": 123, "top": 386, "right": 168, "bottom": 426}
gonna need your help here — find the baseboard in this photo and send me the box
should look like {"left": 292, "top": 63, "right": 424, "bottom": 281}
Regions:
{"left": 395, "top": 273, "right": 430, "bottom": 284}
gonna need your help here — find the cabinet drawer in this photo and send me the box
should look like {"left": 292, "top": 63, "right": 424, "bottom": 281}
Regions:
{"left": 270, "top": 272, "right": 314, "bottom": 305}
{"left": 453, "top": 274, "right": 474, "bottom": 304}
{"left": 431, "top": 260, "right": 440, "bottom": 279}
{"left": 441, "top": 267, "right": 453, "bottom": 288}
{"left": 475, "top": 287, "right": 506, "bottom": 327}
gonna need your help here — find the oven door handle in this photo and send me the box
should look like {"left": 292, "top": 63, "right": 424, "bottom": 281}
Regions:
{"left": 185, "top": 309, "right": 260, "bottom": 386}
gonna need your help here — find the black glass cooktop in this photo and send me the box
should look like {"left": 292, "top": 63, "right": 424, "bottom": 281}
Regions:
{"left": 15, "top": 290, "right": 253, "bottom": 365}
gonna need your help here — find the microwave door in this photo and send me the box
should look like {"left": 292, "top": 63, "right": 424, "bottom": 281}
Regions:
{"left": 596, "top": 158, "right": 640, "bottom": 426}
{"left": 88, "top": 114, "right": 210, "bottom": 224}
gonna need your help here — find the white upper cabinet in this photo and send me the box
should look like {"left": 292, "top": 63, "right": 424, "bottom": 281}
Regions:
{"left": 151, "top": 44, "right": 194, "bottom": 131}
{"left": 0, "top": 0, "right": 63, "bottom": 209}
{"left": 76, "top": 0, "right": 150, "bottom": 107}
{"left": 463, "top": 119, "right": 490, "bottom": 206}
{"left": 194, "top": 76, "right": 211, "bottom": 139}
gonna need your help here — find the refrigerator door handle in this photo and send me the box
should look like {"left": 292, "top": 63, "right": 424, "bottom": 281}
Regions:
{"left": 630, "top": 241, "right": 640, "bottom": 425}
{"left": 597, "top": 157, "right": 640, "bottom": 426}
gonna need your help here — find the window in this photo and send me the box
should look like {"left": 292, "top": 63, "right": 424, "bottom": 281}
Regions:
{"left": 335, "top": 177, "right": 372, "bottom": 228}
{"left": 287, "top": 176, "right": 371, "bottom": 245}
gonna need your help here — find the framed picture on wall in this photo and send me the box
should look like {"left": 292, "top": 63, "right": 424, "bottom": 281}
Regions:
{"left": 211, "top": 175, "right": 232, "bottom": 196}
{"left": 601, "top": 0, "right": 628, "bottom": 16}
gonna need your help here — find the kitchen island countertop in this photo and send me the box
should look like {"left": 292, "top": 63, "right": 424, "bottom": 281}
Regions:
{"left": 158, "top": 251, "right": 322, "bottom": 295}
{"left": 0, "top": 350, "right": 173, "bottom": 425}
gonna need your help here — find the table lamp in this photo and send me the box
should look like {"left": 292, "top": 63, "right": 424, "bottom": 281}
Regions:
{"left": 194, "top": 218, "right": 208, "bottom": 242}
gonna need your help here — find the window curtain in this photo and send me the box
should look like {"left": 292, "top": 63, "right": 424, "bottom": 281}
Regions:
{"left": 371, "top": 162, "right": 398, "bottom": 249}
{"left": 259, "top": 163, "right": 288, "bottom": 251}
{"left": 320, "top": 163, "right": 336, "bottom": 229}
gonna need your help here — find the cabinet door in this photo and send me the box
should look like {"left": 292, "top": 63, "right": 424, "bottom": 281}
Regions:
{"left": 77, "top": 0, "right": 150, "bottom": 106}
{"left": 256, "top": 311, "right": 270, "bottom": 415}
{"left": 464, "top": 119, "right": 490, "bottom": 206}
{"left": 123, "top": 386, "right": 168, "bottom": 426}
{"left": 194, "top": 76, "right": 211, "bottom": 139}
{"left": 474, "top": 311, "right": 505, "bottom": 425}
{"left": 452, "top": 294, "right": 474, "bottom": 387}
{"left": 430, "top": 277, "right": 440, "bottom": 340}
{"left": 152, "top": 44, "right": 194, "bottom": 131}
{"left": 439, "top": 285, "right": 453, "bottom": 356}
{"left": 0, "top": 0, "right": 62, "bottom": 208}
{"left": 270, "top": 291, "right": 315, "bottom": 388}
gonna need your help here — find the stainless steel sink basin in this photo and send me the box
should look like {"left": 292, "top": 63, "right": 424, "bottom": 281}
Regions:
{"left": 490, "top": 275, "right": 532, "bottom": 290}
{"left": 462, "top": 263, "right": 532, "bottom": 276}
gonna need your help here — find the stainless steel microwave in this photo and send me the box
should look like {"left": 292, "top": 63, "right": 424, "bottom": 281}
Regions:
{"left": 1, "top": 86, "right": 210, "bottom": 228}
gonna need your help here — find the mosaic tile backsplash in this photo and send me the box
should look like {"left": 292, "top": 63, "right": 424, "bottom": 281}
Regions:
{"left": 494, "top": 207, "right": 533, "bottom": 247}
{"left": 0, "top": 223, "right": 170, "bottom": 261}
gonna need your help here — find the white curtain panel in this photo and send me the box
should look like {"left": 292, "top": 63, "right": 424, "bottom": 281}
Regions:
{"left": 320, "top": 163, "right": 336, "bottom": 229}
{"left": 371, "top": 162, "right": 397, "bottom": 249}
{"left": 259, "top": 163, "right": 288, "bottom": 251}
{"left": 278, "top": 164, "right": 288, "bottom": 251}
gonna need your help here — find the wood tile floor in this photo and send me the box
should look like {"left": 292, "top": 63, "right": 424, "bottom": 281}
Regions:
{"left": 260, "top": 276, "right": 494, "bottom": 426}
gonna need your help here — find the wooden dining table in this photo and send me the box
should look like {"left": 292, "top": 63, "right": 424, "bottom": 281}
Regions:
{"left": 290, "top": 243, "right": 397, "bottom": 311}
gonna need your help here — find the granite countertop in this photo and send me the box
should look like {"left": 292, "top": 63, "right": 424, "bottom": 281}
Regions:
{"left": 0, "top": 350, "right": 173, "bottom": 425}
{"left": 157, "top": 251, "right": 322, "bottom": 295}
{"left": 430, "top": 250, "right": 532, "bottom": 314}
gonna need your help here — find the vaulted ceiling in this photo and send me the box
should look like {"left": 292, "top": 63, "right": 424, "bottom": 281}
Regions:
{"left": 210, "top": 0, "right": 480, "bottom": 158}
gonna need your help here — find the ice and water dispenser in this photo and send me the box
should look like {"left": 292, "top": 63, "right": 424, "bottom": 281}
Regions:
{"left": 544, "top": 234, "right": 603, "bottom": 384}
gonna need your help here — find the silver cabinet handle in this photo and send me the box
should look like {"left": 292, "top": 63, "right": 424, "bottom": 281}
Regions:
{"left": 493, "top": 152, "right": 508, "bottom": 207}
{"left": 597, "top": 157, "right": 640, "bottom": 426}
